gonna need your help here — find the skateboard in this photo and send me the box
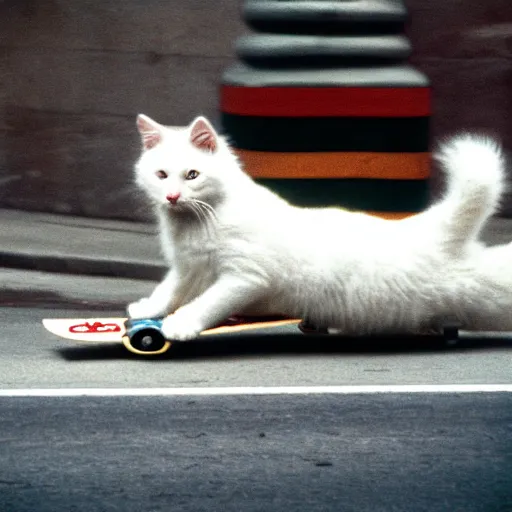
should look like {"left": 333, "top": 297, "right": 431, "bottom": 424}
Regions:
{"left": 42, "top": 315, "right": 461, "bottom": 356}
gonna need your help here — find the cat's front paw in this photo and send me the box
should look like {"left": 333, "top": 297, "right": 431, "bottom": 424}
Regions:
{"left": 161, "top": 310, "right": 203, "bottom": 341}
{"left": 127, "top": 297, "right": 167, "bottom": 320}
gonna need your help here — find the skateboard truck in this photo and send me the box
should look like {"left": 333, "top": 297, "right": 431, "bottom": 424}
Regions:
{"left": 298, "top": 320, "right": 329, "bottom": 335}
{"left": 442, "top": 317, "right": 461, "bottom": 346}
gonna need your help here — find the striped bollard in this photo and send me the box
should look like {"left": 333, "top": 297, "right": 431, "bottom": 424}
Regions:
{"left": 220, "top": 0, "right": 430, "bottom": 219}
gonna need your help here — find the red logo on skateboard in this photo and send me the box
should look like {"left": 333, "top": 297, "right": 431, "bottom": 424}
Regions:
{"left": 69, "top": 322, "right": 122, "bottom": 334}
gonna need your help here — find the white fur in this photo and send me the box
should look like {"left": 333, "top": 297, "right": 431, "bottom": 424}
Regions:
{"left": 129, "top": 116, "right": 509, "bottom": 340}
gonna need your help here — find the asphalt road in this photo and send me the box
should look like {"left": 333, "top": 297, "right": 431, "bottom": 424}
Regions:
{"left": 2, "top": 307, "right": 512, "bottom": 388}
{"left": 1, "top": 394, "right": 511, "bottom": 512}
{"left": 1, "top": 306, "right": 512, "bottom": 511}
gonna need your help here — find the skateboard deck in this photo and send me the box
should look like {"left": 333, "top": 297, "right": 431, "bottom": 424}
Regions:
{"left": 43, "top": 316, "right": 461, "bottom": 356}
{"left": 43, "top": 316, "right": 303, "bottom": 356}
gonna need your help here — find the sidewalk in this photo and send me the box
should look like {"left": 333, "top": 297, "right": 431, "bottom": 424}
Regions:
{"left": 2, "top": 207, "right": 512, "bottom": 310}
{"left": 0, "top": 208, "right": 164, "bottom": 280}
{"left": 0, "top": 208, "right": 164, "bottom": 310}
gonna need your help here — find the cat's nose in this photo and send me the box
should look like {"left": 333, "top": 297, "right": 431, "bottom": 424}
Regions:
{"left": 166, "top": 192, "right": 181, "bottom": 205}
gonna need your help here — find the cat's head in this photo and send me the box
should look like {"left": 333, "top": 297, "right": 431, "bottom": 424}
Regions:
{"left": 134, "top": 114, "right": 239, "bottom": 212}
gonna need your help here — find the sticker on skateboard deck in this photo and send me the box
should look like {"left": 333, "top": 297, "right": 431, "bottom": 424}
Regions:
{"left": 42, "top": 316, "right": 303, "bottom": 356}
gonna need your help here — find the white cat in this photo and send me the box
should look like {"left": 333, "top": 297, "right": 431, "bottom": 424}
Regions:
{"left": 128, "top": 114, "right": 510, "bottom": 340}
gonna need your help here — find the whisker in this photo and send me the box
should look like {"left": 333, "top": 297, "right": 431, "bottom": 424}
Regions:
{"left": 194, "top": 199, "right": 218, "bottom": 222}
{"left": 188, "top": 201, "right": 204, "bottom": 225}
{"left": 185, "top": 199, "right": 217, "bottom": 239}
{"left": 192, "top": 200, "right": 218, "bottom": 237}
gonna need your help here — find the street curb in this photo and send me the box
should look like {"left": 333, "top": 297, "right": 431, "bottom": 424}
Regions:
{"left": 0, "top": 288, "right": 129, "bottom": 311}
{"left": 0, "top": 251, "right": 165, "bottom": 281}
{"left": 0, "top": 267, "right": 157, "bottom": 311}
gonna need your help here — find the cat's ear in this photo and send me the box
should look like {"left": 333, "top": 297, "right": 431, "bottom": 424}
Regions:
{"left": 189, "top": 116, "right": 218, "bottom": 153}
{"left": 136, "top": 114, "right": 163, "bottom": 150}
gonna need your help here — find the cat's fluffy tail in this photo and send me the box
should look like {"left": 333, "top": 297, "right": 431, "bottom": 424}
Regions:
{"left": 435, "top": 134, "right": 505, "bottom": 253}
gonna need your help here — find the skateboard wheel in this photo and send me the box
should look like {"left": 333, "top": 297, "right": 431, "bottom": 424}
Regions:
{"left": 124, "top": 318, "right": 172, "bottom": 355}
{"left": 129, "top": 328, "right": 167, "bottom": 351}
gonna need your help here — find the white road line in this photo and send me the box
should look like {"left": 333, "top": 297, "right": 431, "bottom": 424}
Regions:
{"left": 0, "top": 384, "right": 511, "bottom": 397}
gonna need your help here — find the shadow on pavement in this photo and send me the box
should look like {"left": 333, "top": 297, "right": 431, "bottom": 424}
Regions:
{"left": 56, "top": 333, "right": 512, "bottom": 362}
{"left": 56, "top": 343, "right": 132, "bottom": 361}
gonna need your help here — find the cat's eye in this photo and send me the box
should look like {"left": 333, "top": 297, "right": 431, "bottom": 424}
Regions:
{"left": 186, "top": 169, "right": 200, "bottom": 180}
{"left": 156, "top": 170, "right": 168, "bottom": 180}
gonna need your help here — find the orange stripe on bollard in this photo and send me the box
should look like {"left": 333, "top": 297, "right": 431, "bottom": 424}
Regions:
{"left": 235, "top": 150, "right": 431, "bottom": 180}
{"left": 366, "top": 211, "right": 417, "bottom": 220}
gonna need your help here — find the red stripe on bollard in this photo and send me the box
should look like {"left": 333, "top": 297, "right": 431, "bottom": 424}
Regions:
{"left": 221, "top": 86, "right": 430, "bottom": 118}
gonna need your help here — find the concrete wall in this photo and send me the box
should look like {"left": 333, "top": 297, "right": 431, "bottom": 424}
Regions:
{"left": 406, "top": 0, "right": 512, "bottom": 196}
{"left": 0, "top": 0, "right": 511, "bottom": 220}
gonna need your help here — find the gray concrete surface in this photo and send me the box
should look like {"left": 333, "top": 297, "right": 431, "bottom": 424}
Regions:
{"left": 0, "top": 208, "right": 164, "bottom": 279}
{"left": 0, "top": 268, "right": 154, "bottom": 310}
